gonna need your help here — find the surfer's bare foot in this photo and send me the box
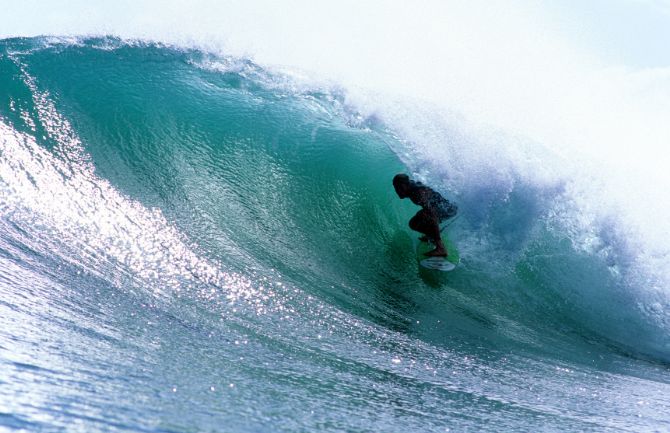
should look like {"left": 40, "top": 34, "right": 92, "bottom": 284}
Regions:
{"left": 425, "top": 248, "right": 448, "bottom": 257}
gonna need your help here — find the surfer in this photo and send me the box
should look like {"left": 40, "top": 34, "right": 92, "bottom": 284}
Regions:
{"left": 393, "top": 174, "right": 457, "bottom": 257}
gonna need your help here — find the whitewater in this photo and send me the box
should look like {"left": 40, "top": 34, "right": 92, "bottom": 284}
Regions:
{"left": 2, "top": 2, "right": 670, "bottom": 432}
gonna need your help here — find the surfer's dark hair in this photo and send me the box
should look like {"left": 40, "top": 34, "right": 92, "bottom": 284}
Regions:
{"left": 393, "top": 174, "right": 410, "bottom": 188}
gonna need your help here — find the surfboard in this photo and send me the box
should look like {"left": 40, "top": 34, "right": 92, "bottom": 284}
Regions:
{"left": 416, "top": 234, "right": 460, "bottom": 272}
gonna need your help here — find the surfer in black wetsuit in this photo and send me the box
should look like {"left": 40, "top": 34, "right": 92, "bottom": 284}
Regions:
{"left": 393, "top": 174, "right": 457, "bottom": 257}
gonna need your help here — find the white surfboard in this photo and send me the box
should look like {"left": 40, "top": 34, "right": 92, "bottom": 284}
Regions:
{"left": 416, "top": 235, "right": 460, "bottom": 272}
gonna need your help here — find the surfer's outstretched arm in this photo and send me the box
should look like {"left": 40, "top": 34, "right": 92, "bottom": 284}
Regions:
{"left": 425, "top": 217, "right": 447, "bottom": 257}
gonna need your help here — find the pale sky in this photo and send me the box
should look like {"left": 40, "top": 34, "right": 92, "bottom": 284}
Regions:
{"left": 545, "top": 0, "right": 670, "bottom": 68}
{"left": 2, "top": 0, "right": 670, "bottom": 69}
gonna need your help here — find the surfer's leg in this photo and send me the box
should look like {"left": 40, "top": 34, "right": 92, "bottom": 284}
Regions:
{"left": 411, "top": 209, "right": 447, "bottom": 257}
{"left": 425, "top": 242, "right": 447, "bottom": 257}
{"left": 409, "top": 209, "right": 439, "bottom": 239}
{"left": 409, "top": 209, "right": 430, "bottom": 236}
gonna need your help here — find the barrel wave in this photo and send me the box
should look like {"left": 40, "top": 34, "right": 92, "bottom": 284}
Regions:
{"left": 1, "top": 37, "right": 669, "bottom": 432}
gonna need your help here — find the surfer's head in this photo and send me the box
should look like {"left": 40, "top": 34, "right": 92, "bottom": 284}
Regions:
{"left": 393, "top": 173, "right": 411, "bottom": 198}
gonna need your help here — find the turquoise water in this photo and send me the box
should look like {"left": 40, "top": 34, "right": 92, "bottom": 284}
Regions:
{"left": 1, "top": 37, "right": 669, "bottom": 432}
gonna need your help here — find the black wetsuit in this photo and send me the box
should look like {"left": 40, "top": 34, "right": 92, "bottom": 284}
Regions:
{"left": 406, "top": 180, "right": 457, "bottom": 222}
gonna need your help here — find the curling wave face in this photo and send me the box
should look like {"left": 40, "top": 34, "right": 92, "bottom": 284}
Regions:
{"left": 1, "top": 37, "right": 669, "bottom": 432}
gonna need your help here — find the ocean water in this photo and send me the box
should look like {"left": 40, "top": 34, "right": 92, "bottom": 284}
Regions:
{"left": 1, "top": 36, "right": 670, "bottom": 432}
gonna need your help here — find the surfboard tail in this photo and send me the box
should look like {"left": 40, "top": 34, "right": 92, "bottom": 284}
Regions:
{"left": 416, "top": 235, "right": 460, "bottom": 272}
